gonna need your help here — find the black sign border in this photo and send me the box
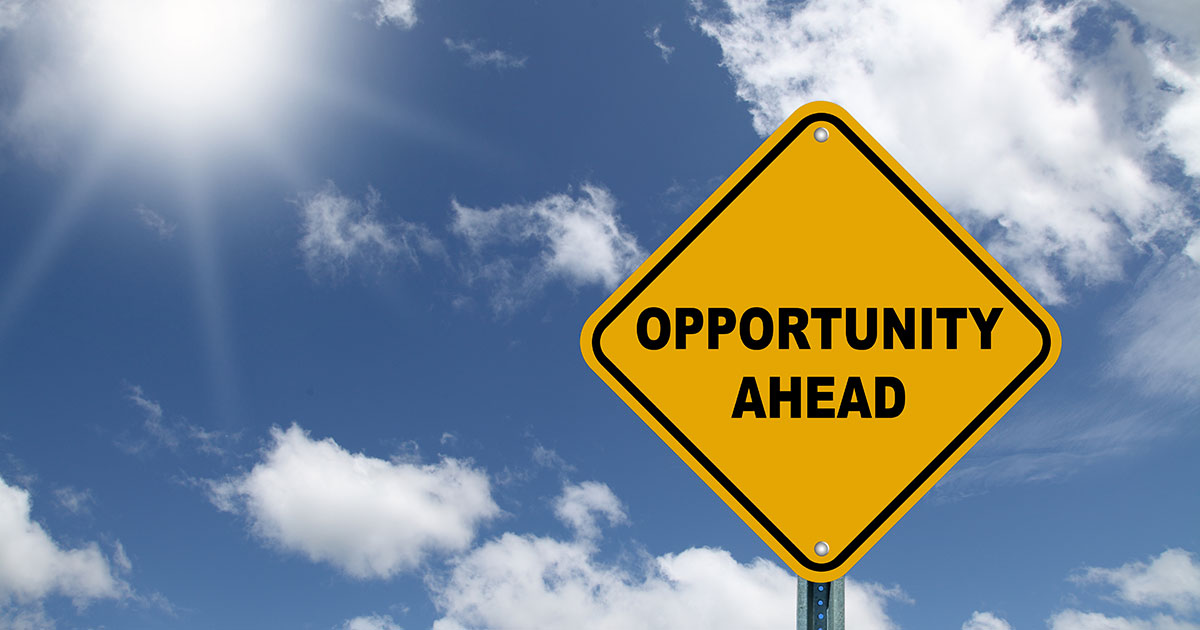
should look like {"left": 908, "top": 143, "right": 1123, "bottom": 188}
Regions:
{"left": 590, "top": 111, "right": 1055, "bottom": 573}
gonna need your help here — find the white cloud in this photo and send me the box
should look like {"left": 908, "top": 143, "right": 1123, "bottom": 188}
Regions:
{"left": 208, "top": 424, "right": 498, "bottom": 579}
{"left": 432, "top": 534, "right": 907, "bottom": 630}
{"left": 1073, "top": 548, "right": 1200, "bottom": 615}
{"left": 133, "top": 205, "right": 175, "bottom": 239}
{"left": 451, "top": 184, "right": 644, "bottom": 312}
{"left": 963, "top": 611, "right": 1013, "bottom": 630}
{"left": 1049, "top": 610, "right": 1200, "bottom": 630}
{"left": 444, "top": 39, "right": 527, "bottom": 70}
{"left": 298, "top": 182, "right": 441, "bottom": 282}
{"left": 1108, "top": 257, "right": 1200, "bottom": 396}
{"left": 431, "top": 537, "right": 791, "bottom": 630}
{"left": 694, "top": 0, "right": 1198, "bottom": 304}
{"left": 432, "top": 537, "right": 904, "bottom": 630}
{"left": 430, "top": 480, "right": 905, "bottom": 630}
{"left": 341, "top": 614, "right": 403, "bottom": 630}
{"left": 0, "top": 475, "right": 126, "bottom": 604}
{"left": 848, "top": 581, "right": 909, "bottom": 630}
{"left": 373, "top": 0, "right": 416, "bottom": 29}
{"left": 553, "top": 481, "right": 627, "bottom": 540}
{"left": 646, "top": 25, "right": 674, "bottom": 62}
{"left": 1033, "top": 548, "right": 1200, "bottom": 630}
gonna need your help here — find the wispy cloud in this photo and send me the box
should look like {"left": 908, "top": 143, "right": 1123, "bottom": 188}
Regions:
{"left": 52, "top": 486, "right": 94, "bottom": 516}
{"left": 444, "top": 38, "right": 527, "bottom": 70}
{"left": 933, "top": 394, "right": 1181, "bottom": 499}
{"left": 451, "top": 184, "right": 644, "bottom": 313}
{"left": 646, "top": 25, "right": 674, "bottom": 62}
{"left": 207, "top": 424, "right": 499, "bottom": 579}
{"left": 1109, "top": 256, "right": 1200, "bottom": 398}
{"left": 531, "top": 443, "right": 574, "bottom": 473}
{"left": 297, "top": 181, "right": 442, "bottom": 282}
{"left": 122, "top": 384, "right": 237, "bottom": 456}
{"left": 694, "top": 0, "right": 1199, "bottom": 305}
{"left": 134, "top": 204, "right": 175, "bottom": 239}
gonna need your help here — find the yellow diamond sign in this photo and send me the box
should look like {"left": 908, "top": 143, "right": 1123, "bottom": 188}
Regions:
{"left": 581, "top": 102, "right": 1060, "bottom": 582}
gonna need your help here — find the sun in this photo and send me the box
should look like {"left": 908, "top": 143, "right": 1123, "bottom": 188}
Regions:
{"left": 77, "top": 0, "right": 300, "bottom": 142}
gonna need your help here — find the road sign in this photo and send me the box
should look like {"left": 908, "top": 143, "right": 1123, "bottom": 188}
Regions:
{"left": 581, "top": 102, "right": 1060, "bottom": 582}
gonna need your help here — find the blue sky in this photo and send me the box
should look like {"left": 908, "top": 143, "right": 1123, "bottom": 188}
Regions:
{"left": 0, "top": 0, "right": 1198, "bottom": 629}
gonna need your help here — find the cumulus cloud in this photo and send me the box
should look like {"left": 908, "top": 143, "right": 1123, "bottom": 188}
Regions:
{"left": 444, "top": 39, "right": 527, "bottom": 70}
{"left": 208, "top": 424, "right": 498, "bottom": 579}
{"left": 432, "top": 535, "right": 904, "bottom": 630}
{"left": 694, "top": 0, "right": 1199, "bottom": 304}
{"left": 341, "top": 614, "right": 404, "bottom": 630}
{"left": 553, "top": 481, "right": 627, "bottom": 541}
{"left": 431, "top": 538, "right": 791, "bottom": 630}
{"left": 451, "top": 184, "right": 644, "bottom": 312}
{"left": 963, "top": 611, "right": 1013, "bottom": 630}
{"left": 298, "top": 182, "right": 441, "bottom": 281}
{"left": 1073, "top": 548, "right": 1200, "bottom": 615}
{"left": 0, "top": 475, "right": 126, "bottom": 604}
{"left": 429, "top": 479, "right": 906, "bottom": 630}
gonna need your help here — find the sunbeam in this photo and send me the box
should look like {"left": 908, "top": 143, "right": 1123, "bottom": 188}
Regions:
{"left": 0, "top": 139, "right": 117, "bottom": 345}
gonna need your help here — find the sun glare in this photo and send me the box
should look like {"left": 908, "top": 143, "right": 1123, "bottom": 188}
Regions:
{"left": 79, "top": 0, "right": 297, "bottom": 141}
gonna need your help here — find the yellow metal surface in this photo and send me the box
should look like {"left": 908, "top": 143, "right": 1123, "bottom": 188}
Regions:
{"left": 581, "top": 102, "right": 1060, "bottom": 582}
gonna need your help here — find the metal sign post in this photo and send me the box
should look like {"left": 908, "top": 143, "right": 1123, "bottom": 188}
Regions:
{"left": 797, "top": 577, "right": 844, "bottom": 630}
